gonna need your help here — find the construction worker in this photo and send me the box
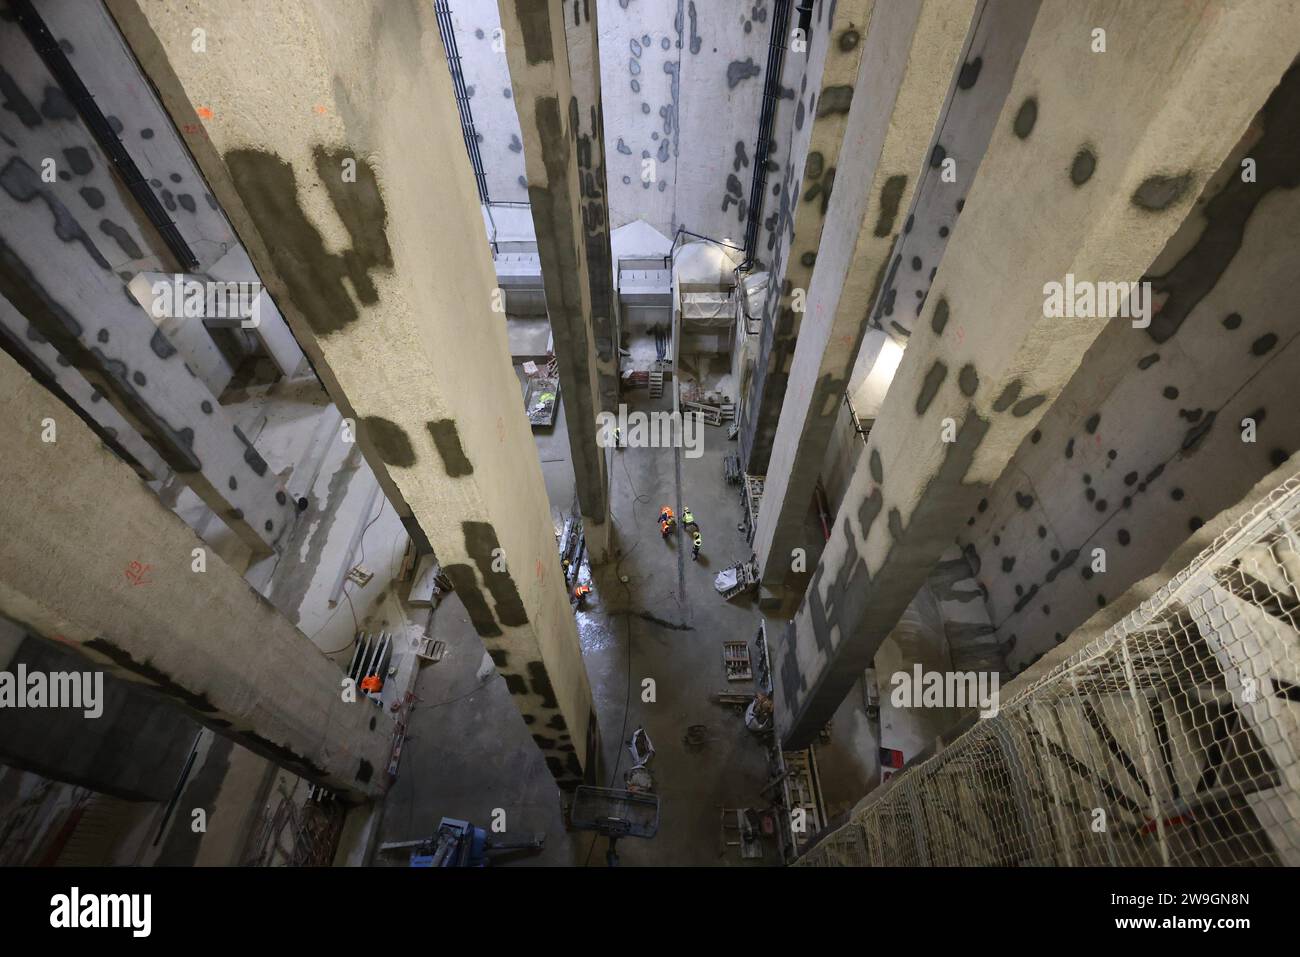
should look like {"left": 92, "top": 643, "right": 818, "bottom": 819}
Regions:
{"left": 360, "top": 674, "right": 383, "bottom": 694}
{"left": 682, "top": 506, "right": 697, "bottom": 531}
{"left": 658, "top": 505, "right": 676, "bottom": 539}
{"left": 573, "top": 583, "right": 592, "bottom": 607}
{"left": 691, "top": 528, "right": 702, "bottom": 561}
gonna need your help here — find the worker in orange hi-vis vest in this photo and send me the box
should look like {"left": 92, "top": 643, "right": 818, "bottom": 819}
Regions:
{"left": 658, "top": 505, "right": 676, "bottom": 539}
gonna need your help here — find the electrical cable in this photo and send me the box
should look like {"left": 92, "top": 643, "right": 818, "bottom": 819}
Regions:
{"left": 311, "top": 496, "right": 386, "bottom": 655}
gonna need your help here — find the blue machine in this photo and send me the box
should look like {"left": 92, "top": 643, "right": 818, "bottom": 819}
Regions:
{"left": 392, "top": 817, "right": 545, "bottom": 867}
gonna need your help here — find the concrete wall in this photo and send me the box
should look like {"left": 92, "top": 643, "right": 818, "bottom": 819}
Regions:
{"left": 773, "top": 0, "right": 1300, "bottom": 747}
{"left": 0, "top": 630, "right": 198, "bottom": 802}
{"left": 846, "top": 0, "right": 1040, "bottom": 352}
{"left": 960, "top": 66, "right": 1300, "bottom": 674}
{"left": 446, "top": 0, "right": 529, "bottom": 203}
{"left": 596, "top": 0, "right": 773, "bottom": 245}
{"left": 0, "top": 348, "right": 392, "bottom": 798}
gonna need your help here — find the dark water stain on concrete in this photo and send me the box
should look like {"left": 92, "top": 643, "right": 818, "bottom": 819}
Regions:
{"left": 1013, "top": 97, "right": 1037, "bottom": 139}
{"left": 463, "top": 521, "right": 529, "bottom": 627}
{"left": 1070, "top": 148, "right": 1096, "bottom": 186}
{"left": 98, "top": 219, "right": 144, "bottom": 260}
{"left": 1131, "top": 172, "right": 1193, "bottom": 212}
{"left": 78, "top": 185, "right": 104, "bottom": 209}
{"left": 915, "top": 360, "right": 947, "bottom": 415}
{"left": 514, "top": 0, "right": 554, "bottom": 64}
{"left": 40, "top": 86, "right": 76, "bottom": 121}
{"left": 872, "top": 175, "right": 907, "bottom": 237}
{"left": 223, "top": 148, "right": 392, "bottom": 337}
{"left": 817, "top": 84, "right": 853, "bottom": 116}
{"left": 526, "top": 660, "right": 558, "bottom": 709}
{"left": 931, "top": 298, "right": 949, "bottom": 335}
{"left": 1135, "top": 62, "right": 1300, "bottom": 347}
{"left": 362, "top": 416, "right": 416, "bottom": 467}
{"left": 727, "top": 58, "right": 762, "bottom": 89}
{"left": 426, "top": 419, "right": 473, "bottom": 477}
{"left": 1, "top": 156, "right": 109, "bottom": 269}
{"left": 993, "top": 380, "right": 1022, "bottom": 412}
{"left": 62, "top": 146, "right": 93, "bottom": 176}
{"left": 0, "top": 65, "right": 41, "bottom": 127}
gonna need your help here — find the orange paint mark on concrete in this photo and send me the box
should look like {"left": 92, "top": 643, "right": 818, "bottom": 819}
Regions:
{"left": 196, "top": 106, "right": 214, "bottom": 120}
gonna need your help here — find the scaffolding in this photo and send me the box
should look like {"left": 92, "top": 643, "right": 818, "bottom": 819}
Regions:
{"left": 798, "top": 472, "right": 1300, "bottom": 867}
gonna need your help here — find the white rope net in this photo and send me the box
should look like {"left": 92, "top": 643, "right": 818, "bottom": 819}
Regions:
{"left": 798, "top": 473, "right": 1300, "bottom": 867}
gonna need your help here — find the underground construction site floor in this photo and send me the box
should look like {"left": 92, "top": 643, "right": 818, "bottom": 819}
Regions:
{"left": 376, "top": 391, "right": 781, "bottom": 866}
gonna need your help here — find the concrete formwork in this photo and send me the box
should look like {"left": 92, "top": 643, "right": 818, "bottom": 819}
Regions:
{"left": 751, "top": 0, "right": 975, "bottom": 597}
{"left": 499, "top": 0, "right": 612, "bottom": 559}
{"left": 0, "top": 348, "right": 390, "bottom": 800}
{"left": 775, "top": 0, "right": 1300, "bottom": 748}
{"left": 108, "top": 0, "right": 600, "bottom": 790}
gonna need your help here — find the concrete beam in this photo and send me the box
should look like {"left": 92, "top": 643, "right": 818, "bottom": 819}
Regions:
{"left": 0, "top": 206, "right": 297, "bottom": 556}
{"left": 0, "top": 17, "right": 297, "bottom": 554}
{"left": 498, "top": 0, "right": 611, "bottom": 555}
{"left": 753, "top": 0, "right": 975, "bottom": 593}
{"left": 107, "top": 0, "right": 599, "bottom": 790}
{"left": 0, "top": 348, "right": 390, "bottom": 800}
{"left": 776, "top": 0, "right": 1300, "bottom": 747}
{"left": 0, "top": 291, "right": 168, "bottom": 480}
{"left": 738, "top": 0, "right": 879, "bottom": 475}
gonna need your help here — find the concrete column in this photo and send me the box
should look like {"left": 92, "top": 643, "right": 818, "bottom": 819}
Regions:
{"left": 498, "top": 0, "right": 611, "bottom": 558}
{"left": 776, "top": 0, "right": 1300, "bottom": 748}
{"left": 108, "top": 0, "right": 600, "bottom": 790}
{"left": 563, "top": 0, "right": 618, "bottom": 415}
{"left": 0, "top": 348, "right": 390, "bottom": 800}
{"left": 753, "top": 0, "right": 975, "bottom": 596}
{"left": 738, "top": 0, "right": 880, "bottom": 475}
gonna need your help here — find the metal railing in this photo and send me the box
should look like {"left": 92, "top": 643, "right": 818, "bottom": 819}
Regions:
{"left": 799, "top": 472, "right": 1300, "bottom": 866}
